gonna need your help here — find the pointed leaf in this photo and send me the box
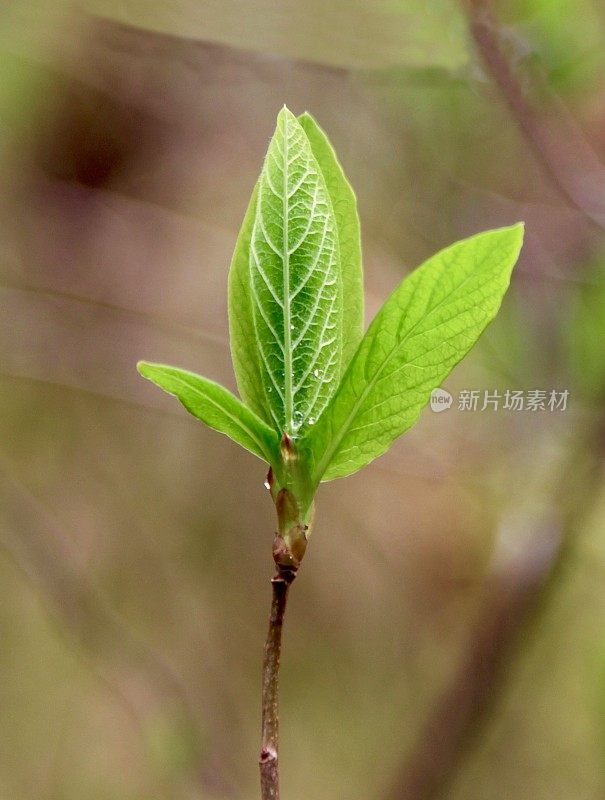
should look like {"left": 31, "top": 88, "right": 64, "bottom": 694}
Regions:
{"left": 249, "top": 106, "right": 343, "bottom": 435}
{"left": 228, "top": 182, "right": 271, "bottom": 424}
{"left": 298, "top": 112, "right": 363, "bottom": 365}
{"left": 137, "top": 362, "right": 280, "bottom": 466}
{"left": 304, "top": 224, "right": 524, "bottom": 482}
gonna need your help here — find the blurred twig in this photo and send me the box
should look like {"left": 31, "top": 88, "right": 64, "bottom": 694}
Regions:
{"left": 381, "top": 519, "right": 563, "bottom": 800}
{"left": 381, "top": 418, "right": 604, "bottom": 800}
{"left": 0, "top": 369, "right": 194, "bottom": 420}
{"left": 464, "top": 0, "right": 605, "bottom": 232}
{"left": 380, "top": 1, "right": 605, "bottom": 761}
{"left": 0, "top": 277, "right": 229, "bottom": 349}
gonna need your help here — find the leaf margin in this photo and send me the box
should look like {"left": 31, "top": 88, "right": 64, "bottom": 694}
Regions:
{"left": 298, "top": 111, "right": 364, "bottom": 367}
{"left": 303, "top": 222, "right": 525, "bottom": 484}
{"left": 137, "top": 360, "right": 280, "bottom": 467}
{"left": 227, "top": 181, "right": 272, "bottom": 425}
{"left": 247, "top": 105, "right": 343, "bottom": 435}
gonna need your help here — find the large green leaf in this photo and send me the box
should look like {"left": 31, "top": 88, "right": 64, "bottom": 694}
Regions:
{"left": 229, "top": 110, "right": 364, "bottom": 434}
{"left": 298, "top": 112, "right": 363, "bottom": 366}
{"left": 137, "top": 362, "right": 280, "bottom": 466}
{"left": 249, "top": 106, "right": 343, "bottom": 435}
{"left": 304, "top": 224, "right": 524, "bottom": 482}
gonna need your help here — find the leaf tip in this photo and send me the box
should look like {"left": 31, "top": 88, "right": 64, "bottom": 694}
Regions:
{"left": 481, "top": 221, "right": 525, "bottom": 262}
{"left": 136, "top": 360, "right": 154, "bottom": 379}
{"left": 509, "top": 220, "right": 525, "bottom": 257}
{"left": 277, "top": 104, "right": 300, "bottom": 129}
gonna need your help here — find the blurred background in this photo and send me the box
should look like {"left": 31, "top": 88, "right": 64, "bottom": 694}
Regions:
{"left": 1, "top": 1, "right": 605, "bottom": 798}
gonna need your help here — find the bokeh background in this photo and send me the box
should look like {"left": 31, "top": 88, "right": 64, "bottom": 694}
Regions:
{"left": 1, "top": 1, "right": 605, "bottom": 798}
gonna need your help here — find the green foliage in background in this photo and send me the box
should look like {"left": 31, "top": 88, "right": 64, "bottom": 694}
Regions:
{"left": 509, "top": 0, "right": 605, "bottom": 95}
{"left": 566, "top": 256, "right": 605, "bottom": 402}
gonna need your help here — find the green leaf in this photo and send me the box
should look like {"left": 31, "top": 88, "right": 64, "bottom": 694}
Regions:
{"left": 304, "top": 224, "right": 524, "bottom": 482}
{"left": 137, "top": 362, "right": 280, "bottom": 466}
{"left": 229, "top": 111, "right": 363, "bottom": 434}
{"left": 298, "top": 112, "right": 363, "bottom": 366}
{"left": 228, "top": 181, "right": 271, "bottom": 424}
{"left": 248, "top": 106, "right": 343, "bottom": 436}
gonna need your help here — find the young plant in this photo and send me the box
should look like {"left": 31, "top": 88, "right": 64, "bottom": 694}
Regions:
{"left": 138, "top": 106, "right": 524, "bottom": 799}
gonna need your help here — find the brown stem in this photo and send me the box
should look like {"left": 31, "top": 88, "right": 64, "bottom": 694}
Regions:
{"left": 260, "top": 565, "right": 296, "bottom": 800}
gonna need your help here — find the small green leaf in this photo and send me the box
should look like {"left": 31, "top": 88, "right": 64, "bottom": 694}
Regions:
{"left": 304, "top": 224, "right": 524, "bottom": 482}
{"left": 137, "top": 362, "right": 280, "bottom": 466}
{"left": 248, "top": 106, "right": 343, "bottom": 435}
{"left": 298, "top": 112, "right": 363, "bottom": 366}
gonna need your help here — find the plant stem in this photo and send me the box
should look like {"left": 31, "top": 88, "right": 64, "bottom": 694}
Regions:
{"left": 259, "top": 565, "right": 296, "bottom": 800}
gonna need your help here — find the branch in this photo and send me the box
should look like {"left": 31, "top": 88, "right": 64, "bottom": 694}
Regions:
{"left": 382, "top": 519, "right": 564, "bottom": 800}
{"left": 382, "top": 416, "right": 603, "bottom": 800}
{"left": 464, "top": 0, "right": 605, "bottom": 231}
{"left": 260, "top": 565, "right": 296, "bottom": 800}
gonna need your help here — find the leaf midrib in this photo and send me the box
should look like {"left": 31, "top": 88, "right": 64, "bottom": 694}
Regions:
{"left": 282, "top": 113, "right": 293, "bottom": 432}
